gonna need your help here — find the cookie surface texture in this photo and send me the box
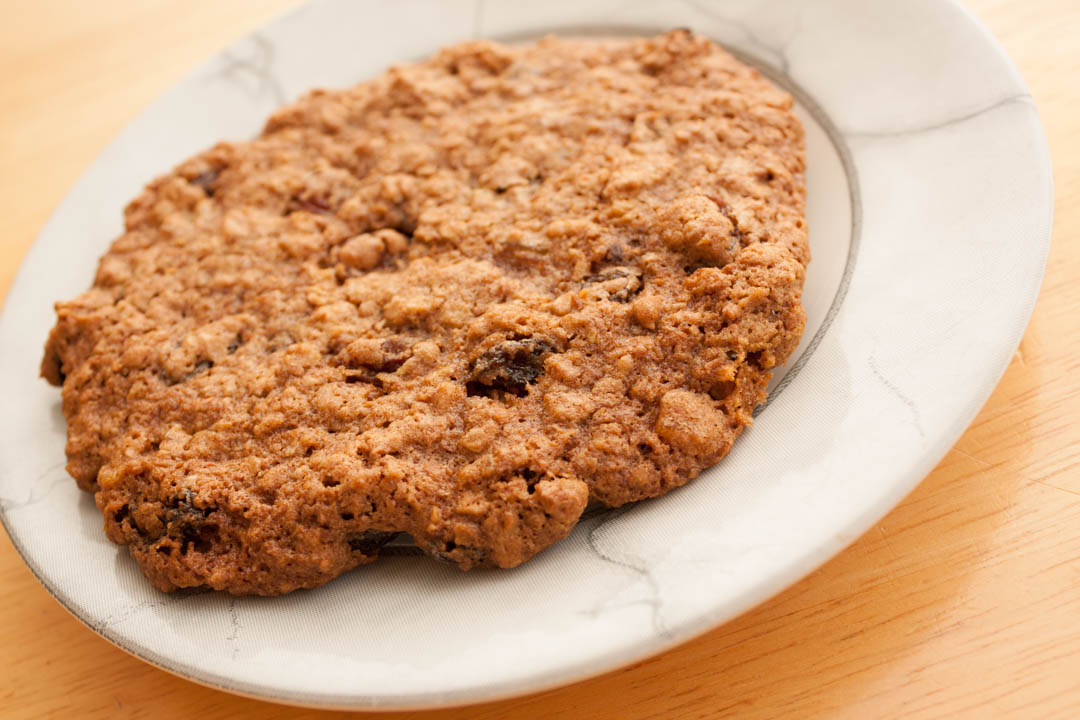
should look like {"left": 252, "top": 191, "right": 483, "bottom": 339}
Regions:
{"left": 42, "top": 31, "right": 808, "bottom": 595}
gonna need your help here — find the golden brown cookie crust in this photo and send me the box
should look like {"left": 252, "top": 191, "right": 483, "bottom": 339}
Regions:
{"left": 42, "top": 30, "right": 808, "bottom": 595}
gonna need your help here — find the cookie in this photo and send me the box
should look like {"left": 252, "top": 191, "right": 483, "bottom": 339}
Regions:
{"left": 41, "top": 30, "right": 808, "bottom": 595}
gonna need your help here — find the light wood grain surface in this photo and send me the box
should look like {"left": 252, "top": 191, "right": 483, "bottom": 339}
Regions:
{"left": 2, "top": 1, "right": 1078, "bottom": 717}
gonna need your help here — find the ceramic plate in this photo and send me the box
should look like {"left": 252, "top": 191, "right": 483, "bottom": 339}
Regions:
{"left": 0, "top": 0, "right": 1051, "bottom": 710}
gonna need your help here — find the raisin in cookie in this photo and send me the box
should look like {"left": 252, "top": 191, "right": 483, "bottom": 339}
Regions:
{"left": 42, "top": 30, "right": 808, "bottom": 595}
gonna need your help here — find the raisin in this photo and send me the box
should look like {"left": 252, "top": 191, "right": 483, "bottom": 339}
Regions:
{"left": 466, "top": 338, "right": 557, "bottom": 398}
{"left": 378, "top": 339, "right": 411, "bottom": 372}
{"left": 347, "top": 530, "right": 399, "bottom": 555}
{"left": 605, "top": 244, "right": 628, "bottom": 263}
{"left": 190, "top": 169, "right": 219, "bottom": 196}
{"left": 166, "top": 491, "right": 215, "bottom": 554}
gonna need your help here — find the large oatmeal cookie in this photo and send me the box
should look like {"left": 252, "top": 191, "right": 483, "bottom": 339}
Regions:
{"left": 42, "top": 30, "right": 808, "bottom": 595}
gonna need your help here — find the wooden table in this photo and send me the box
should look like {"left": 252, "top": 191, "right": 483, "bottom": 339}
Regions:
{"left": 2, "top": 1, "right": 1077, "bottom": 717}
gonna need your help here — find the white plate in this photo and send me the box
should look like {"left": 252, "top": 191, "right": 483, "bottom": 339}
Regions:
{"left": 0, "top": 0, "right": 1051, "bottom": 710}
